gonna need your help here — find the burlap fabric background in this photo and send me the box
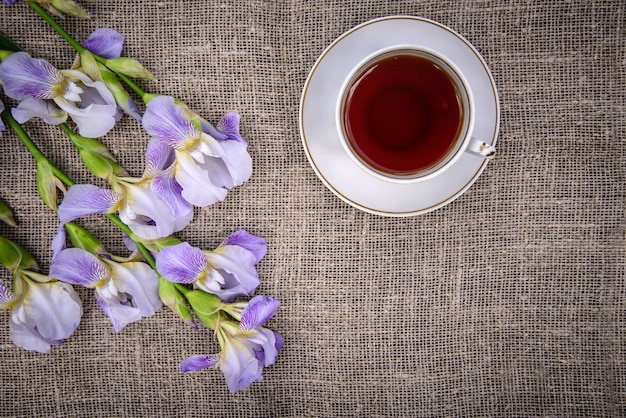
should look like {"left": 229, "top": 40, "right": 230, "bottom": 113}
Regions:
{"left": 0, "top": 1, "right": 624, "bottom": 417}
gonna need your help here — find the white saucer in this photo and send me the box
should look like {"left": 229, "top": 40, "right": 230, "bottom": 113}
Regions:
{"left": 299, "top": 16, "right": 500, "bottom": 216}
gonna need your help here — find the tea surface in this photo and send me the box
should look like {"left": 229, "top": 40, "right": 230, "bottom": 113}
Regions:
{"left": 343, "top": 53, "right": 464, "bottom": 176}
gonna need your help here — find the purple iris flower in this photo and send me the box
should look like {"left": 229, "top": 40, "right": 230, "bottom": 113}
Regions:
{"left": 180, "top": 295, "right": 283, "bottom": 393}
{"left": 49, "top": 248, "right": 161, "bottom": 333}
{"left": 56, "top": 138, "right": 194, "bottom": 241}
{"left": 142, "top": 95, "right": 252, "bottom": 207}
{"left": 0, "top": 274, "right": 82, "bottom": 353}
{"left": 155, "top": 230, "right": 265, "bottom": 301}
{"left": 0, "top": 52, "right": 120, "bottom": 138}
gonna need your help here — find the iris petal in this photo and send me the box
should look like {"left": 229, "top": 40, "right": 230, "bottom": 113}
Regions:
{"left": 116, "top": 181, "right": 177, "bottom": 240}
{"left": 58, "top": 184, "right": 121, "bottom": 224}
{"left": 0, "top": 52, "right": 64, "bottom": 100}
{"left": 223, "top": 230, "right": 266, "bottom": 263}
{"left": 82, "top": 28, "right": 124, "bottom": 59}
{"left": 144, "top": 138, "right": 175, "bottom": 176}
{"left": 105, "top": 260, "right": 161, "bottom": 317}
{"left": 156, "top": 242, "right": 207, "bottom": 284}
{"left": 239, "top": 296, "right": 280, "bottom": 331}
{"left": 143, "top": 96, "right": 200, "bottom": 147}
{"left": 11, "top": 98, "right": 67, "bottom": 125}
{"left": 49, "top": 248, "right": 110, "bottom": 286}
{"left": 180, "top": 354, "right": 219, "bottom": 372}
{"left": 203, "top": 245, "right": 259, "bottom": 301}
{"left": 22, "top": 281, "right": 82, "bottom": 341}
{"left": 217, "top": 112, "right": 246, "bottom": 144}
{"left": 96, "top": 292, "right": 142, "bottom": 333}
{"left": 174, "top": 152, "right": 228, "bottom": 206}
{"left": 151, "top": 171, "right": 193, "bottom": 230}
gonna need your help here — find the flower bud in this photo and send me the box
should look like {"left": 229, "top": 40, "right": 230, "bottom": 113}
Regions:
{"left": 158, "top": 278, "right": 195, "bottom": 328}
{"left": 0, "top": 198, "right": 16, "bottom": 227}
{"left": 64, "top": 222, "right": 106, "bottom": 256}
{"left": 104, "top": 57, "right": 155, "bottom": 80}
{"left": 185, "top": 289, "right": 224, "bottom": 329}
{"left": 98, "top": 64, "right": 141, "bottom": 121}
{"left": 36, "top": 160, "right": 63, "bottom": 211}
{"left": 69, "top": 133, "right": 126, "bottom": 180}
{"left": 49, "top": 0, "right": 91, "bottom": 19}
{"left": 0, "top": 236, "right": 38, "bottom": 272}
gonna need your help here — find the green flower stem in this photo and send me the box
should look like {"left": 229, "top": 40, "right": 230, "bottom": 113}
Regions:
{"left": 2, "top": 109, "right": 158, "bottom": 271}
{"left": 26, "top": 1, "right": 149, "bottom": 102}
{"left": 25, "top": 2, "right": 84, "bottom": 53}
{"left": 2, "top": 109, "right": 74, "bottom": 187}
{"left": 173, "top": 283, "right": 190, "bottom": 296}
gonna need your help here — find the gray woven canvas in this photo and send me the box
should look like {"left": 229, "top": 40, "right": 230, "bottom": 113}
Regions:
{"left": 0, "top": 1, "right": 624, "bottom": 417}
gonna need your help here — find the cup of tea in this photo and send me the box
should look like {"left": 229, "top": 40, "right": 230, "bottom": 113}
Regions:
{"left": 337, "top": 45, "right": 496, "bottom": 183}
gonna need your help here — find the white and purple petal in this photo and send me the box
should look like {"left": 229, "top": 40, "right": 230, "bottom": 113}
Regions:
{"left": 144, "top": 138, "right": 175, "bottom": 176}
{"left": 50, "top": 224, "right": 67, "bottom": 261}
{"left": 58, "top": 184, "right": 121, "bottom": 224}
{"left": 0, "top": 99, "right": 5, "bottom": 136}
{"left": 173, "top": 152, "right": 229, "bottom": 206}
{"left": 223, "top": 230, "right": 266, "bottom": 263}
{"left": 156, "top": 242, "right": 207, "bottom": 284}
{"left": 219, "top": 335, "right": 264, "bottom": 393}
{"left": 150, "top": 171, "right": 193, "bottom": 231}
{"left": 0, "top": 280, "right": 18, "bottom": 308}
{"left": 20, "top": 281, "right": 82, "bottom": 341}
{"left": 104, "top": 259, "right": 161, "bottom": 317}
{"left": 239, "top": 296, "right": 280, "bottom": 332}
{"left": 116, "top": 182, "right": 177, "bottom": 240}
{"left": 49, "top": 247, "right": 110, "bottom": 286}
{"left": 143, "top": 95, "right": 200, "bottom": 147}
{"left": 95, "top": 291, "right": 142, "bottom": 333}
{"left": 203, "top": 245, "right": 259, "bottom": 301}
{"left": 82, "top": 28, "right": 124, "bottom": 59}
{"left": 180, "top": 354, "right": 219, "bottom": 372}
{"left": 54, "top": 71, "right": 120, "bottom": 138}
{"left": 11, "top": 97, "right": 67, "bottom": 125}
{"left": 217, "top": 112, "right": 247, "bottom": 144}
{"left": 0, "top": 52, "right": 64, "bottom": 100}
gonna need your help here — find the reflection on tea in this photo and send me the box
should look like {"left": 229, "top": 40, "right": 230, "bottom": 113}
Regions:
{"left": 342, "top": 53, "right": 464, "bottom": 176}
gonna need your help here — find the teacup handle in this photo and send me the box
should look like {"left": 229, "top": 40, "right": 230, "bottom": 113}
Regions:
{"left": 466, "top": 137, "right": 496, "bottom": 159}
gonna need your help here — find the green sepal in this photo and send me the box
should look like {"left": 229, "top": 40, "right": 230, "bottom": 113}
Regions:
{"left": 152, "top": 236, "right": 183, "bottom": 251}
{"left": 64, "top": 222, "right": 106, "bottom": 255}
{"left": 158, "top": 278, "right": 195, "bottom": 328}
{"left": 0, "top": 198, "right": 17, "bottom": 227}
{"left": 0, "top": 236, "right": 38, "bottom": 272}
{"left": 98, "top": 64, "right": 142, "bottom": 120}
{"left": 104, "top": 57, "right": 155, "bottom": 80}
{"left": 36, "top": 159, "right": 62, "bottom": 211}
{"left": 37, "top": 0, "right": 91, "bottom": 18}
{"left": 79, "top": 50, "right": 102, "bottom": 81}
{"left": 186, "top": 289, "right": 223, "bottom": 330}
{"left": 70, "top": 134, "right": 126, "bottom": 180}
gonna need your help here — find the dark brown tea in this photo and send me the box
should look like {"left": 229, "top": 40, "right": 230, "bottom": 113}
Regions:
{"left": 342, "top": 52, "right": 465, "bottom": 177}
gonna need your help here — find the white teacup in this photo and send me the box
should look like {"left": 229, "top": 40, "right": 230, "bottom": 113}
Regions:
{"left": 336, "top": 45, "right": 495, "bottom": 184}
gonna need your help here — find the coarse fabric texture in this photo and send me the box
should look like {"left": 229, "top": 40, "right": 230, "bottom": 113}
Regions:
{"left": 0, "top": 1, "right": 624, "bottom": 417}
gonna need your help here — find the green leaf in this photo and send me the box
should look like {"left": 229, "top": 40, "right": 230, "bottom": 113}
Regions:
{"left": 0, "top": 33, "right": 22, "bottom": 53}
